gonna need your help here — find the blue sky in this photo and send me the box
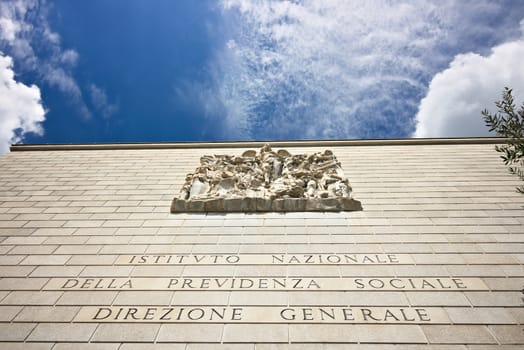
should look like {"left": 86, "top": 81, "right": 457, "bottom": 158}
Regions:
{"left": 1, "top": 0, "right": 524, "bottom": 153}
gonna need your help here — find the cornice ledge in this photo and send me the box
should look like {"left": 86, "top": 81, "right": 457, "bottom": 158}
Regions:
{"left": 10, "top": 137, "right": 506, "bottom": 152}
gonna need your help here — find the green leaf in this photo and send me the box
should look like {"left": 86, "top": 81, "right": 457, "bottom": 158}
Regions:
{"left": 482, "top": 87, "right": 524, "bottom": 193}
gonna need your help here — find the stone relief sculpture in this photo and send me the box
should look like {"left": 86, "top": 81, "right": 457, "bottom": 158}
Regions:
{"left": 171, "top": 144, "right": 362, "bottom": 212}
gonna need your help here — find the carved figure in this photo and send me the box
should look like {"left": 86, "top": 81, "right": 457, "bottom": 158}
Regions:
{"left": 172, "top": 144, "right": 361, "bottom": 212}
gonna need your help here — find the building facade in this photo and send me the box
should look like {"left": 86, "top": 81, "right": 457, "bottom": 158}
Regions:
{"left": 0, "top": 138, "right": 523, "bottom": 348}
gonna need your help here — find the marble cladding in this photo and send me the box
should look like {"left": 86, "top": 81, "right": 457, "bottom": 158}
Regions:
{"left": 0, "top": 141, "right": 523, "bottom": 347}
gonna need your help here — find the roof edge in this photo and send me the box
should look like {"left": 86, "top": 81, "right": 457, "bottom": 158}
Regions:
{"left": 10, "top": 137, "right": 505, "bottom": 152}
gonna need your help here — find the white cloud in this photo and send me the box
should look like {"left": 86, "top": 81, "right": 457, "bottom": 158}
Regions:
{"left": 204, "top": 0, "right": 524, "bottom": 140}
{"left": 414, "top": 28, "right": 524, "bottom": 137}
{"left": 0, "top": 0, "right": 91, "bottom": 119}
{"left": 60, "top": 49, "right": 79, "bottom": 66}
{"left": 0, "top": 0, "right": 39, "bottom": 65}
{"left": 0, "top": 16, "right": 21, "bottom": 42}
{"left": 0, "top": 52, "right": 45, "bottom": 153}
{"left": 89, "top": 84, "right": 119, "bottom": 118}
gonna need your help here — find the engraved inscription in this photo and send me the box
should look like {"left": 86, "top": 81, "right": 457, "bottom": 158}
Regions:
{"left": 125, "top": 254, "right": 241, "bottom": 264}
{"left": 352, "top": 278, "right": 470, "bottom": 290}
{"left": 75, "top": 306, "right": 450, "bottom": 323}
{"left": 90, "top": 306, "right": 243, "bottom": 322}
{"left": 271, "top": 254, "right": 400, "bottom": 264}
{"left": 58, "top": 278, "right": 134, "bottom": 289}
{"left": 279, "top": 307, "right": 432, "bottom": 322}
{"left": 114, "top": 253, "right": 413, "bottom": 265}
{"left": 167, "top": 277, "right": 321, "bottom": 290}
{"left": 44, "top": 277, "right": 488, "bottom": 291}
